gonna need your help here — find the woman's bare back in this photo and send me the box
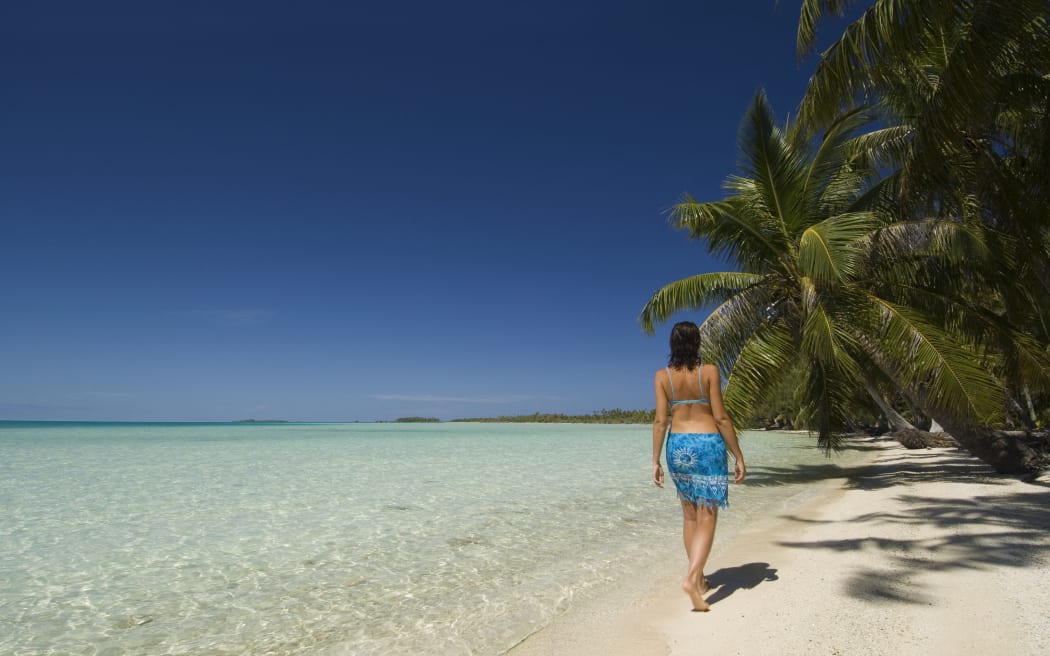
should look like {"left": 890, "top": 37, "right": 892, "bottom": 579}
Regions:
{"left": 662, "top": 365, "right": 719, "bottom": 433}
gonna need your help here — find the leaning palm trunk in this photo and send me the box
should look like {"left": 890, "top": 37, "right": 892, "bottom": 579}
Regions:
{"left": 862, "top": 380, "right": 916, "bottom": 432}
{"left": 928, "top": 412, "right": 1042, "bottom": 474}
{"left": 880, "top": 361, "right": 1043, "bottom": 472}
{"left": 861, "top": 333, "right": 1042, "bottom": 472}
{"left": 1023, "top": 385, "right": 1037, "bottom": 424}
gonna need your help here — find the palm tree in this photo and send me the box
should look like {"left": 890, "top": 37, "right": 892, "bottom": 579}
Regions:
{"left": 790, "top": 0, "right": 1050, "bottom": 468}
{"left": 639, "top": 91, "right": 1044, "bottom": 471}
{"left": 795, "top": 0, "right": 1050, "bottom": 329}
{"left": 796, "top": 0, "right": 1050, "bottom": 296}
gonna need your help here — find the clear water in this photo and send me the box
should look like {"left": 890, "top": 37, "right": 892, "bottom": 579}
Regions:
{"left": 0, "top": 422, "right": 871, "bottom": 655}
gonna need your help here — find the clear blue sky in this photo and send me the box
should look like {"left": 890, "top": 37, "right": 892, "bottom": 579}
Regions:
{"left": 2, "top": 1, "right": 831, "bottom": 421}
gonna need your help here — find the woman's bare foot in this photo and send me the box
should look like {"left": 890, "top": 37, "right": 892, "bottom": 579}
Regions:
{"left": 682, "top": 580, "right": 710, "bottom": 611}
{"left": 698, "top": 576, "right": 710, "bottom": 595}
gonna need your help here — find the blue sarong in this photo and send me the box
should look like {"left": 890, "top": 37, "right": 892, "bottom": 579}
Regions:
{"left": 666, "top": 432, "right": 729, "bottom": 508}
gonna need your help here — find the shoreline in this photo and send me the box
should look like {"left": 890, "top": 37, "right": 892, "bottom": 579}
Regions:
{"left": 508, "top": 439, "right": 1050, "bottom": 655}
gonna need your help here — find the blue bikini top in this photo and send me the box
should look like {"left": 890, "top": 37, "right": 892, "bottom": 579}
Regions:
{"left": 666, "top": 366, "right": 710, "bottom": 406}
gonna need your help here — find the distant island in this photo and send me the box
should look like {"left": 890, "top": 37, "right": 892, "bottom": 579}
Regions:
{"left": 231, "top": 411, "right": 658, "bottom": 425}
{"left": 451, "top": 409, "right": 655, "bottom": 424}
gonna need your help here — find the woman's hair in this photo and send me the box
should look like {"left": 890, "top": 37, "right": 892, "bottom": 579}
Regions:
{"left": 668, "top": 321, "right": 701, "bottom": 369}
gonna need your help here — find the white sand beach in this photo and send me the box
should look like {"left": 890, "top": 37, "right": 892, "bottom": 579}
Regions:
{"left": 510, "top": 440, "right": 1050, "bottom": 656}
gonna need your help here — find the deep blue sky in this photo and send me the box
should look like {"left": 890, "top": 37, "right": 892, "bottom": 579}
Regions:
{"left": 2, "top": 1, "right": 831, "bottom": 421}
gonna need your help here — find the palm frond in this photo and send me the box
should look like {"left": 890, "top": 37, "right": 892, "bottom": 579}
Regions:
{"left": 799, "top": 0, "right": 941, "bottom": 131}
{"left": 866, "top": 280, "right": 1002, "bottom": 350}
{"left": 857, "top": 219, "right": 995, "bottom": 279}
{"left": 925, "top": 0, "right": 1050, "bottom": 141}
{"left": 863, "top": 294, "right": 1005, "bottom": 423}
{"left": 669, "top": 196, "right": 786, "bottom": 272}
{"left": 639, "top": 271, "right": 766, "bottom": 334}
{"left": 795, "top": 0, "right": 860, "bottom": 58}
{"left": 696, "top": 284, "right": 781, "bottom": 367}
{"left": 737, "top": 91, "right": 809, "bottom": 238}
{"left": 841, "top": 124, "right": 913, "bottom": 174}
{"left": 799, "top": 277, "right": 836, "bottom": 362}
{"left": 1002, "top": 332, "right": 1050, "bottom": 396}
{"left": 844, "top": 168, "right": 903, "bottom": 213}
{"left": 721, "top": 320, "right": 800, "bottom": 421}
{"left": 794, "top": 359, "right": 861, "bottom": 452}
{"left": 800, "top": 106, "right": 880, "bottom": 213}
{"left": 798, "top": 211, "right": 877, "bottom": 283}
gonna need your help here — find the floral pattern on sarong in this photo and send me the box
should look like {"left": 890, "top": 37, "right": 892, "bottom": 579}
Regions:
{"left": 666, "top": 432, "right": 729, "bottom": 508}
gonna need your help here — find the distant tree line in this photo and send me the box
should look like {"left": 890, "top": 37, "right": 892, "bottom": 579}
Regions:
{"left": 451, "top": 408, "right": 656, "bottom": 424}
{"left": 394, "top": 416, "right": 441, "bottom": 423}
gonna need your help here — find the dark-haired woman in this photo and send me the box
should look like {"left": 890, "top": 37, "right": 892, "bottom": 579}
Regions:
{"left": 652, "top": 321, "right": 746, "bottom": 611}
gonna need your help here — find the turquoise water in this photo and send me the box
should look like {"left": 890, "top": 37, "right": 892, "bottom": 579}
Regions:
{"left": 0, "top": 422, "right": 871, "bottom": 655}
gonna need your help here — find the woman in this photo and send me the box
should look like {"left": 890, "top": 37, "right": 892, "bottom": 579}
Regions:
{"left": 652, "top": 321, "right": 746, "bottom": 611}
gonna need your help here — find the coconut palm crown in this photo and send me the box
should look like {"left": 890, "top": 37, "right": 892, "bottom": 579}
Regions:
{"left": 640, "top": 91, "right": 1004, "bottom": 451}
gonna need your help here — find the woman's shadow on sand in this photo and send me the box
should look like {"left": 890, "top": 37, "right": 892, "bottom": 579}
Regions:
{"left": 705, "top": 562, "right": 779, "bottom": 605}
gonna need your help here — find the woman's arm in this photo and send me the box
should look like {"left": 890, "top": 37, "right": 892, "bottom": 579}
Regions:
{"left": 703, "top": 364, "right": 746, "bottom": 483}
{"left": 652, "top": 370, "right": 669, "bottom": 487}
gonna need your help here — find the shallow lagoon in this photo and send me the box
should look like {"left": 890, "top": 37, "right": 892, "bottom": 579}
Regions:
{"left": 0, "top": 422, "right": 870, "bottom": 655}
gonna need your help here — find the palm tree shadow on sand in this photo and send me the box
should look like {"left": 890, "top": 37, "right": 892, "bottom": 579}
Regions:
{"left": 704, "top": 562, "right": 779, "bottom": 606}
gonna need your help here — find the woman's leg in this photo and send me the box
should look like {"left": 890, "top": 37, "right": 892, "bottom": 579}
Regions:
{"left": 679, "top": 500, "right": 718, "bottom": 610}
{"left": 681, "top": 500, "right": 695, "bottom": 559}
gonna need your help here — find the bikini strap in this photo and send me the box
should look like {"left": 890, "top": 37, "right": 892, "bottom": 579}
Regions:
{"left": 665, "top": 367, "right": 676, "bottom": 402}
